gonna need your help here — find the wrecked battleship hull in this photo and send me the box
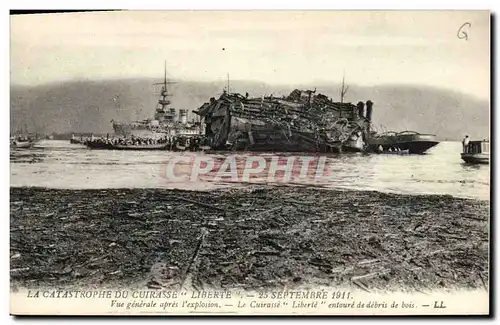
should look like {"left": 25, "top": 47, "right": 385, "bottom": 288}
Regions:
{"left": 225, "top": 117, "right": 343, "bottom": 153}
{"left": 195, "top": 90, "right": 373, "bottom": 153}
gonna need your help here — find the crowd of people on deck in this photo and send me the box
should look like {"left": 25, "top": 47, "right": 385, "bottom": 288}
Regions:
{"left": 83, "top": 134, "right": 207, "bottom": 151}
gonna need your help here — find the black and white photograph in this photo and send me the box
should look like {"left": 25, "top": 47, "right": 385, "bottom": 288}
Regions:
{"left": 9, "top": 10, "right": 490, "bottom": 315}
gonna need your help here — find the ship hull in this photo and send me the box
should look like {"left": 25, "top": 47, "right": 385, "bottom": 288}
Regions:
{"left": 235, "top": 143, "right": 342, "bottom": 153}
{"left": 113, "top": 123, "right": 169, "bottom": 139}
{"left": 461, "top": 153, "right": 489, "bottom": 164}
{"left": 368, "top": 132, "right": 439, "bottom": 154}
{"left": 228, "top": 128, "right": 342, "bottom": 153}
{"left": 86, "top": 142, "right": 114, "bottom": 150}
{"left": 195, "top": 89, "right": 374, "bottom": 154}
{"left": 112, "top": 144, "right": 169, "bottom": 151}
{"left": 11, "top": 141, "right": 33, "bottom": 149}
{"left": 375, "top": 149, "right": 410, "bottom": 155}
{"left": 86, "top": 142, "right": 169, "bottom": 150}
{"left": 113, "top": 122, "right": 200, "bottom": 139}
{"left": 397, "top": 141, "right": 439, "bottom": 154}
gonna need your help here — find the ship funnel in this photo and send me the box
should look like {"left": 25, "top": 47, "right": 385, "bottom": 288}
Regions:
{"left": 357, "top": 101, "right": 365, "bottom": 118}
{"left": 366, "top": 100, "right": 373, "bottom": 121}
{"left": 179, "top": 109, "right": 188, "bottom": 124}
{"left": 170, "top": 108, "right": 177, "bottom": 122}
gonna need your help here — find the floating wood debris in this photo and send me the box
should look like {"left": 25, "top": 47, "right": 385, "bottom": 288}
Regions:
{"left": 10, "top": 187, "right": 489, "bottom": 292}
{"left": 174, "top": 196, "right": 226, "bottom": 212}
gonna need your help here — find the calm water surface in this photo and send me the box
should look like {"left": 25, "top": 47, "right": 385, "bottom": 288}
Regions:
{"left": 10, "top": 140, "right": 489, "bottom": 200}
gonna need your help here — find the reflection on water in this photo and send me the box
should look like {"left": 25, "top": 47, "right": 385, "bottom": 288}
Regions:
{"left": 10, "top": 140, "right": 490, "bottom": 200}
{"left": 10, "top": 149, "right": 47, "bottom": 164}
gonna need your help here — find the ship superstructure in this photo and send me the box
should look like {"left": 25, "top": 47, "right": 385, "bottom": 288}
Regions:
{"left": 112, "top": 62, "right": 201, "bottom": 139}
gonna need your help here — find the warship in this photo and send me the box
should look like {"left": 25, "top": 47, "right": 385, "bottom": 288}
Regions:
{"left": 110, "top": 62, "right": 202, "bottom": 140}
{"left": 194, "top": 79, "right": 373, "bottom": 153}
{"left": 87, "top": 65, "right": 439, "bottom": 154}
{"left": 85, "top": 63, "right": 202, "bottom": 150}
{"left": 194, "top": 76, "right": 442, "bottom": 154}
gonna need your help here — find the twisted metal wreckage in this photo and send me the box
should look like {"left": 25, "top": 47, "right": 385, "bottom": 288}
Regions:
{"left": 194, "top": 89, "right": 374, "bottom": 153}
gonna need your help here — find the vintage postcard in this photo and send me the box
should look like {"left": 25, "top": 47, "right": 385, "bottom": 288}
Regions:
{"left": 10, "top": 10, "right": 490, "bottom": 315}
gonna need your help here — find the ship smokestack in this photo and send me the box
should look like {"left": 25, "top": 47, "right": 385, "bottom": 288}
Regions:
{"left": 357, "top": 101, "right": 365, "bottom": 118}
{"left": 366, "top": 100, "right": 373, "bottom": 121}
{"left": 170, "top": 108, "right": 177, "bottom": 122}
{"left": 179, "top": 109, "right": 188, "bottom": 124}
{"left": 351, "top": 105, "right": 358, "bottom": 120}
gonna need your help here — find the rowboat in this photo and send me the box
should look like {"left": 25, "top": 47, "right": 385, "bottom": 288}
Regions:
{"left": 86, "top": 141, "right": 169, "bottom": 150}
{"left": 112, "top": 143, "right": 169, "bottom": 151}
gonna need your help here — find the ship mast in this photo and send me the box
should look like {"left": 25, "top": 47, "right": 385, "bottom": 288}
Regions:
{"left": 154, "top": 60, "right": 176, "bottom": 113}
{"left": 340, "top": 73, "right": 349, "bottom": 104}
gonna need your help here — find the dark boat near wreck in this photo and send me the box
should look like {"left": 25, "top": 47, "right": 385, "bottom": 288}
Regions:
{"left": 111, "top": 143, "right": 170, "bottom": 151}
{"left": 85, "top": 135, "right": 198, "bottom": 151}
{"left": 461, "top": 140, "right": 489, "bottom": 164}
{"left": 368, "top": 130, "right": 439, "bottom": 154}
{"left": 86, "top": 141, "right": 170, "bottom": 151}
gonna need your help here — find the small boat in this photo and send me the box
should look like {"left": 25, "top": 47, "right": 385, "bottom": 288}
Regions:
{"left": 85, "top": 141, "right": 113, "bottom": 150}
{"left": 112, "top": 143, "right": 169, "bottom": 151}
{"left": 11, "top": 139, "right": 33, "bottom": 149}
{"left": 461, "top": 139, "right": 489, "bottom": 164}
{"left": 10, "top": 135, "right": 35, "bottom": 149}
{"left": 11, "top": 126, "right": 39, "bottom": 149}
{"left": 86, "top": 140, "right": 169, "bottom": 150}
{"left": 368, "top": 130, "right": 439, "bottom": 154}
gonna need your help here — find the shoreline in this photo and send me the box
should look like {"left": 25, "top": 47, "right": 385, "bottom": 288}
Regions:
{"left": 8, "top": 183, "right": 490, "bottom": 202}
{"left": 10, "top": 186, "right": 489, "bottom": 292}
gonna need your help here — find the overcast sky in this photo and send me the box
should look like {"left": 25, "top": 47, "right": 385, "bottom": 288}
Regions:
{"left": 11, "top": 11, "right": 490, "bottom": 100}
